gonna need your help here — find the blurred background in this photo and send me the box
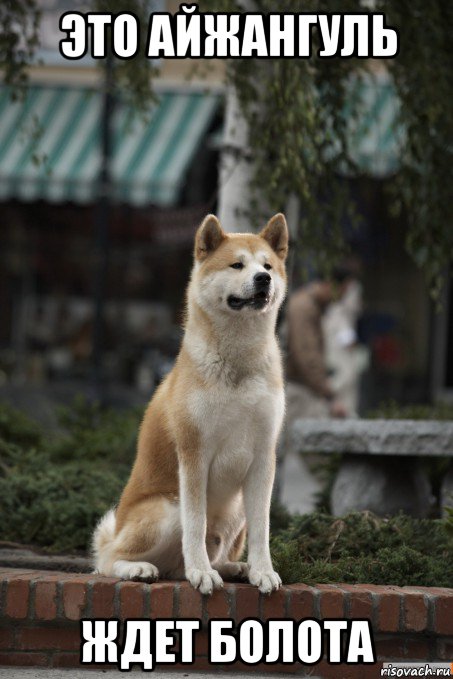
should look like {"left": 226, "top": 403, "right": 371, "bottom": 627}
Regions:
{"left": 0, "top": 0, "right": 452, "bottom": 422}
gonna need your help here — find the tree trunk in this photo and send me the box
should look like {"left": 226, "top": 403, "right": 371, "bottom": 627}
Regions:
{"left": 217, "top": 85, "right": 255, "bottom": 233}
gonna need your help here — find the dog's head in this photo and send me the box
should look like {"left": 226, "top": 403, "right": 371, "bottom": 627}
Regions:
{"left": 191, "top": 213, "right": 288, "bottom": 317}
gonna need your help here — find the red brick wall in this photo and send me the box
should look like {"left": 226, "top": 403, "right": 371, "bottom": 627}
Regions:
{"left": 0, "top": 568, "right": 452, "bottom": 676}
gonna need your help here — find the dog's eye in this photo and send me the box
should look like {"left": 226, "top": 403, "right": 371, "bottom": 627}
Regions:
{"left": 264, "top": 263, "right": 272, "bottom": 271}
{"left": 230, "top": 262, "right": 244, "bottom": 270}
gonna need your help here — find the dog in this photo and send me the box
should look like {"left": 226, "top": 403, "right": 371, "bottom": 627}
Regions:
{"left": 93, "top": 212, "right": 288, "bottom": 595}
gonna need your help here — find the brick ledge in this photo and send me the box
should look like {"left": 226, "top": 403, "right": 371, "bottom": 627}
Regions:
{"left": 0, "top": 568, "right": 452, "bottom": 675}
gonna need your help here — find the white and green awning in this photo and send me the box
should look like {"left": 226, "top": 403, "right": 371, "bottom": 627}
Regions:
{"left": 0, "top": 75, "right": 402, "bottom": 207}
{"left": 0, "top": 85, "right": 220, "bottom": 206}
{"left": 345, "top": 72, "right": 404, "bottom": 177}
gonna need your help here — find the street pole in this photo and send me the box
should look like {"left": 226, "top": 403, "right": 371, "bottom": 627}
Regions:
{"left": 92, "top": 52, "right": 114, "bottom": 405}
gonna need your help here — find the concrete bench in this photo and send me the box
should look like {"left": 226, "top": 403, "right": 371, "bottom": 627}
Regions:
{"left": 291, "top": 419, "right": 453, "bottom": 517}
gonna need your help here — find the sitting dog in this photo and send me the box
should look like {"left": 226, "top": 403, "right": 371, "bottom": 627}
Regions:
{"left": 93, "top": 213, "right": 288, "bottom": 594}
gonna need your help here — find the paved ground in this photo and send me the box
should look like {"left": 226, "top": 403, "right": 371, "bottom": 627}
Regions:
{"left": 0, "top": 670, "right": 301, "bottom": 678}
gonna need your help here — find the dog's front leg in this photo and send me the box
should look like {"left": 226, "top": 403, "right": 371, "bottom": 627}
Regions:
{"left": 243, "top": 448, "right": 282, "bottom": 594}
{"left": 179, "top": 460, "right": 223, "bottom": 595}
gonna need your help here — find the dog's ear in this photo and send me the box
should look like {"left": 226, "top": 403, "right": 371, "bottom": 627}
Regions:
{"left": 195, "top": 214, "right": 226, "bottom": 261}
{"left": 259, "top": 213, "right": 289, "bottom": 260}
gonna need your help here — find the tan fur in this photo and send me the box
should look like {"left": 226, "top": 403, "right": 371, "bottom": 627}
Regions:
{"left": 228, "top": 525, "right": 247, "bottom": 562}
{"left": 93, "top": 213, "right": 289, "bottom": 594}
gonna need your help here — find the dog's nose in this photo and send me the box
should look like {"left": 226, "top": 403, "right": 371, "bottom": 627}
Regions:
{"left": 254, "top": 272, "right": 271, "bottom": 288}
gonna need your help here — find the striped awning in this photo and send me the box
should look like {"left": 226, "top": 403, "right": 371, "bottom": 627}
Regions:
{"left": 344, "top": 72, "right": 404, "bottom": 177}
{"left": 0, "top": 85, "right": 220, "bottom": 206}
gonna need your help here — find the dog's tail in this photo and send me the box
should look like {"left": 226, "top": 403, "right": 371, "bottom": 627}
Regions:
{"left": 91, "top": 508, "right": 116, "bottom": 574}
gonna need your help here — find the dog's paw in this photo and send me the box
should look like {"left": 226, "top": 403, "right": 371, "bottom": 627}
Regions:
{"left": 248, "top": 567, "right": 282, "bottom": 594}
{"left": 113, "top": 560, "right": 159, "bottom": 582}
{"left": 186, "top": 568, "right": 223, "bottom": 595}
{"left": 218, "top": 561, "right": 249, "bottom": 581}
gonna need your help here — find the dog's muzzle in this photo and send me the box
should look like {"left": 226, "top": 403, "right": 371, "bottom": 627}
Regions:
{"left": 227, "top": 273, "right": 272, "bottom": 310}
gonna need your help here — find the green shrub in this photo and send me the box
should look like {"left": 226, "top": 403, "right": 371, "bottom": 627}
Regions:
{"left": 0, "top": 442, "right": 125, "bottom": 552}
{"left": 367, "top": 400, "right": 453, "bottom": 421}
{"left": 49, "top": 396, "right": 140, "bottom": 465}
{"left": 0, "top": 399, "right": 140, "bottom": 552}
{"left": 270, "top": 511, "right": 453, "bottom": 587}
{"left": 0, "top": 402, "right": 43, "bottom": 448}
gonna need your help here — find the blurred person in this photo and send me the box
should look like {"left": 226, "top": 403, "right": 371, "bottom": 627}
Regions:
{"left": 285, "top": 269, "right": 353, "bottom": 423}
{"left": 275, "top": 269, "right": 353, "bottom": 510}
{"left": 323, "top": 279, "right": 369, "bottom": 417}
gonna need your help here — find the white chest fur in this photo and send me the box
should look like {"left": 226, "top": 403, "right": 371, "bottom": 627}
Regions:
{"left": 187, "top": 375, "right": 285, "bottom": 506}
{"left": 183, "top": 303, "right": 285, "bottom": 508}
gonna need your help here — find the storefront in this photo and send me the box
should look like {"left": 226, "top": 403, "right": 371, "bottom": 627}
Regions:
{"left": 0, "top": 83, "right": 222, "bottom": 388}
